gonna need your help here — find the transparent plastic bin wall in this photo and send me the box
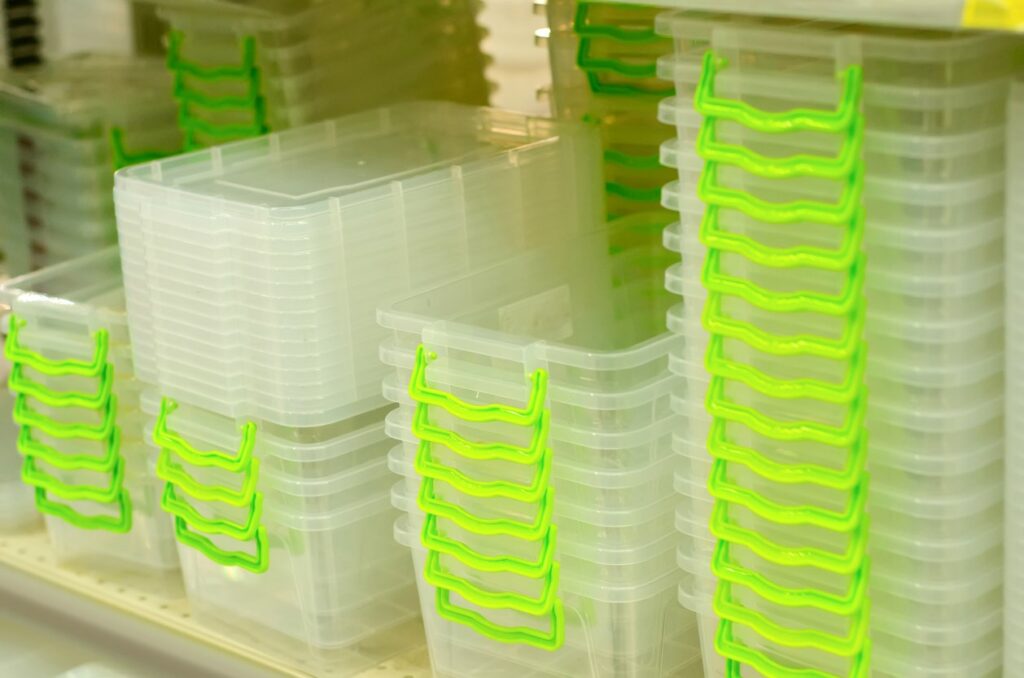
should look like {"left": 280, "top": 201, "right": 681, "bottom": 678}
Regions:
{"left": 0, "top": 348, "right": 38, "bottom": 532}
{"left": 115, "top": 102, "right": 604, "bottom": 428}
{"left": 395, "top": 517, "right": 703, "bottom": 678}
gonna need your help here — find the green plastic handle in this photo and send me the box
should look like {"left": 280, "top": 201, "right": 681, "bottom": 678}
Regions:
{"left": 417, "top": 477, "right": 554, "bottom": 542}
{"left": 705, "top": 334, "right": 866, "bottom": 405}
{"left": 717, "top": 619, "right": 871, "bottom": 678}
{"left": 695, "top": 52, "right": 863, "bottom": 134}
{"left": 709, "top": 459, "right": 869, "bottom": 532}
{"left": 156, "top": 447, "right": 260, "bottom": 507}
{"left": 702, "top": 293, "right": 865, "bottom": 361}
{"left": 172, "top": 69, "right": 261, "bottom": 109}
{"left": 409, "top": 346, "right": 547, "bottom": 427}
{"left": 703, "top": 247, "right": 866, "bottom": 316}
{"left": 8, "top": 361, "right": 114, "bottom": 410}
{"left": 33, "top": 485, "right": 132, "bottom": 533}
{"left": 167, "top": 30, "right": 258, "bottom": 80}
{"left": 5, "top": 314, "right": 109, "bottom": 378}
{"left": 171, "top": 514, "right": 269, "bottom": 574}
{"left": 698, "top": 162, "right": 864, "bottom": 226}
{"left": 604, "top": 148, "right": 662, "bottom": 170}
{"left": 415, "top": 439, "right": 552, "bottom": 503}
{"left": 707, "top": 418, "right": 866, "bottom": 491}
{"left": 583, "top": 70, "right": 673, "bottom": 97}
{"left": 178, "top": 104, "right": 268, "bottom": 144}
{"left": 109, "top": 127, "right": 178, "bottom": 171}
{"left": 705, "top": 377, "right": 867, "bottom": 448}
{"left": 713, "top": 540, "right": 868, "bottom": 617}
{"left": 605, "top": 180, "right": 665, "bottom": 203}
{"left": 17, "top": 425, "right": 121, "bottom": 473}
{"left": 153, "top": 398, "right": 257, "bottom": 473}
{"left": 696, "top": 115, "right": 865, "bottom": 180}
{"left": 699, "top": 205, "right": 863, "bottom": 272}
{"left": 573, "top": 2, "right": 661, "bottom": 42}
{"left": 160, "top": 482, "right": 263, "bottom": 543}
{"left": 421, "top": 512, "right": 557, "bottom": 579}
{"left": 710, "top": 500, "right": 867, "bottom": 574}
{"left": 425, "top": 549, "right": 560, "bottom": 617}
{"left": 13, "top": 393, "right": 118, "bottom": 441}
{"left": 434, "top": 586, "right": 565, "bottom": 651}
{"left": 714, "top": 579, "right": 870, "bottom": 657}
{"left": 22, "top": 453, "right": 125, "bottom": 504}
{"left": 413, "top": 401, "right": 550, "bottom": 466}
{"left": 576, "top": 37, "right": 659, "bottom": 79}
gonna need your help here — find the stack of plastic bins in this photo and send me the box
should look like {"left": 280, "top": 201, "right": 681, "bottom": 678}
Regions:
{"left": 2, "top": 0, "right": 41, "bottom": 68}
{"left": 142, "top": 0, "right": 490, "bottom": 152}
{"left": 0, "top": 248, "right": 178, "bottom": 574}
{"left": 657, "top": 14, "right": 1013, "bottom": 678}
{"left": 543, "top": 1, "right": 676, "bottom": 230}
{"left": 1006, "top": 78, "right": 1024, "bottom": 674}
{"left": 378, "top": 228, "right": 704, "bottom": 677}
{"left": 113, "top": 102, "right": 605, "bottom": 669}
{"left": 0, "top": 55, "right": 181, "bottom": 271}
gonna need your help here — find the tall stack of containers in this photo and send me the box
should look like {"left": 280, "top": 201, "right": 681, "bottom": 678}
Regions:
{"left": 0, "top": 56, "right": 181, "bottom": 272}
{"left": 0, "top": 248, "right": 179, "bottom": 574}
{"left": 657, "top": 13, "right": 1013, "bottom": 677}
{"left": 113, "top": 102, "right": 605, "bottom": 669}
{"left": 379, "top": 234, "right": 704, "bottom": 677}
{"left": 0, "top": 313, "right": 37, "bottom": 533}
{"left": 131, "top": 0, "right": 491, "bottom": 155}
{"left": 543, "top": 0, "right": 677, "bottom": 309}
{"left": 1007, "top": 78, "right": 1024, "bottom": 673}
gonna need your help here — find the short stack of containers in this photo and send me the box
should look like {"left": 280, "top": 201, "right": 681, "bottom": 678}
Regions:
{"left": 0, "top": 55, "right": 181, "bottom": 272}
{"left": 113, "top": 102, "right": 605, "bottom": 669}
{"left": 377, "top": 230, "right": 702, "bottom": 673}
{"left": 0, "top": 307, "right": 37, "bottom": 533}
{"left": 657, "top": 13, "right": 1013, "bottom": 677}
{"left": 1006, "top": 77, "right": 1024, "bottom": 674}
{"left": 543, "top": 0, "right": 676, "bottom": 229}
{"left": 135, "top": 0, "right": 491, "bottom": 154}
{"left": 0, "top": 248, "right": 178, "bottom": 574}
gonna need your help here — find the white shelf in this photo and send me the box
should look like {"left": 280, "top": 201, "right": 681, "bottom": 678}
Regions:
{"left": 0, "top": 529, "right": 432, "bottom": 678}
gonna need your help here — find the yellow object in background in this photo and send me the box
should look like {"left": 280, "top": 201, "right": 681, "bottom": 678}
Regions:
{"left": 963, "top": 0, "right": 1024, "bottom": 29}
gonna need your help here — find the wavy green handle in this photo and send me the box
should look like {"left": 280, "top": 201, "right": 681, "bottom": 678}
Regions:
{"left": 605, "top": 180, "right": 665, "bottom": 203}
{"left": 22, "top": 453, "right": 125, "bottom": 504}
{"left": 710, "top": 500, "right": 867, "bottom": 574}
{"left": 17, "top": 425, "right": 121, "bottom": 473}
{"left": 425, "top": 549, "right": 559, "bottom": 617}
{"left": 702, "top": 293, "right": 864, "bottom": 361}
{"left": 5, "top": 314, "right": 109, "bottom": 377}
{"left": 709, "top": 459, "right": 868, "bottom": 532}
{"left": 714, "top": 579, "right": 869, "bottom": 657}
{"left": 417, "top": 477, "right": 554, "bottom": 542}
{"left": 705, "top": 377, "right": 867, "bottom": 448}
{"left": 415, "top": 439, "right": 551, "bottom": 503}
{"left": 33, "top": 485, "right": 132, "bottom": 533}
{"left": 9, "top": 361, "right": 114, "bottom": 410}
{"left": 703, "top": 248, "right": 866, "bottom": 316}
{"left": 110, "top": 128, "right": 178, "bottom": 170}
{"left": 573, "top": 3, "right": 661, "bottom": 42}
{"left": 695, "top": 52, "right": 863, "bottom": 134}
{"left": 171, "top": 514, "right": 269, "bottom": 574}
{"left": 14, "top": 393, "right": 118, "bottom": 441}
{"left": 157, "top": 448, "right": 260, "bottom": 507}
{"left": 717, "top": 619, "right": 870, "bottom": 678}
{"left": 153, "top": 397, "right": 256, "bottom": 473}
{"left": 410, "top": 346, "right": 547, "bottom": 426}
{"left": 604, "top": 148, "right": 662, "bottom": 170}
{"left": 708, "top": 418, "right": 866, "bottom": 491}
{"left": 700, "top": 205, "right": 863, "bottom": 272}
{"left": 413, "top": 401, "right": 549, "bottom": 465}
{"left": 705, "top": 333, "right": 865, "bottom": 405}
{"left": 435, "top": 586, "right": 564, "bottom": 651}
{"left": 713, "top": 540, "right": 868, "bottom": 617}
{"left": 160, "top": 482, "right": 262, "bottom": 543}
{"left": 421, "top": 512, "right": 557, "bottom": 579}
{"left": 179, "top": 104, "right": 268, "bottom": 146}
{"left": 167, "top": 30, "right": 258, "bottom": 80}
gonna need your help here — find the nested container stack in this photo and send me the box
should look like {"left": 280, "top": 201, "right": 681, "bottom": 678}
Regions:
{"left": 0, "top": 55, "right": 180, "bottom": 274}
{"left": 1006, "top": 77, "right": 1024, "bottom": 674}
{"left": 658, "top": 13, "right": 1014, "bottom": 678}
{"left": 377, "top": 211, "right": 701, "bottom": 672}
{"left": 129, "top": 0, "right": 491, "bottom": 156}
{"left": 0, "top": 311, "right": 37, "bottom": 533}
{"left": 0, "top": 248, "right": 178, "bottom": 573}
{"left": 113, "top": 102, "right": 604, "bottom": 668}
{"left": 542, "top": 0, "right": 677, "bottom": 291}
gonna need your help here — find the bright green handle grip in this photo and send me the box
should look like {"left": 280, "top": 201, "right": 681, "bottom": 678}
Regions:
{"left": 153, "top": 397, "right": 257, "bottom": 473}
{"left": 171, "top": 514, "right": 269, "bottom": 574}
{"left": 22, "top": 453, "right": 125, "bottom": 504}
{"left": 161, "top": 482, "right": 262, "bottom": 543}
{"left": 9, "top": 361, "right": 114, "bottom": 410}
{"left": 17, "top": 425, "right": 121, "bottom": 473}
{"left": 156, "top": 447, "right": 260, "bottom": 507}
{"left": 14, "top": 393, "right": 119, "bottom": 441}
{"left": 5, "top": 314, "right": 109, "bottom": 377}
{"left": 110, "top": 127, "right": 177, "bottom": 170}
{"left": 425, "top": 549, "right": 560, "bottom": 617}
{"left": 167, "top": 30, "right": 257, "bottom": 79}
{"left": 413, "top": 401, "right": 549, "bottom": 465}
{"left": 417, "top": 477, "right": 554, "bottom": 542}
{"left": 33, "top": 485, "right": 132, "bottom": 533}
{"left": 415, "top": 438, "right": 552, "bottom": 503}
{"left": 421, "top": 512, "right": 557, "bottom": 579}
{"left": 717, "top": 620, "right": 870, "bottom": 678}
{"left": 434, "top": 586, "right": 565, "bottom": 651}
